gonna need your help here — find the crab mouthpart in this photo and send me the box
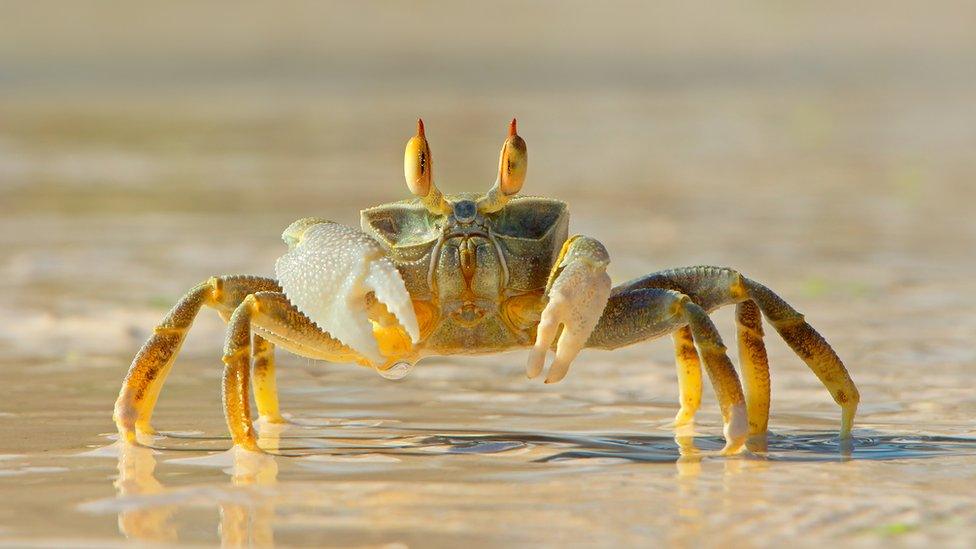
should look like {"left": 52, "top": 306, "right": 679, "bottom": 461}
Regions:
{"left": 450, "top": 302, "right": 487, "bottom": 327}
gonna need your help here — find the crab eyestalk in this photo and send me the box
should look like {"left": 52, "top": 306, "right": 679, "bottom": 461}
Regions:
{"left": 404, "top": 118, "right": 449, "bottom": 215}
{"left": 477, "top": 118, "right": 527, "bottom": 214}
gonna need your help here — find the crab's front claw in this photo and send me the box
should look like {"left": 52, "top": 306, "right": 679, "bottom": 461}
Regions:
{"left": 528, "top": 236, "right": 611, "bottom": 384}
{"left": 275, "top": 219, "right": 420, "bottom": 365}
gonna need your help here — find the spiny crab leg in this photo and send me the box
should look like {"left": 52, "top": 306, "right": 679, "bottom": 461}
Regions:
{"left": 275, "top": 218, "right": 420, "bottom": 366}
{"left": 114, "top": 275, "right": 281, "bottom": 442}
{"left": 586, "top": 266, "right": 859, "bottom": 447}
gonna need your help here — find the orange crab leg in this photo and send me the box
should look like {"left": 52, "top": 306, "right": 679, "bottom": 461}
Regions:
{"left": 113, "top": 275, "right": 280, "bottom": 442}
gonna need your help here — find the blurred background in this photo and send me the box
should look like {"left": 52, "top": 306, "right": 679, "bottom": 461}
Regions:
{"left": 1, "top": 1, "right": 975, "bottom": 546}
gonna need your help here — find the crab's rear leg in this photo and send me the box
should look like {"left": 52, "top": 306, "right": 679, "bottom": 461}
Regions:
{"left": 251, "top": 334, "right": 284, "bottom": 424}
{"left": 745, "top": 279, "right": 858, "bottom": 436}
{"left": 114, "top": 275, "right": 280, "bottom": 442}
{"left": 223, "top": 297, "right": 259, "bottom": 450}
{"left": 223, "top": 291, "right": 357, "bottom": 450}
{"left": 588, "top": 288, "right": 749, "bottom": 453}
{"left": 672, "top": 299, "right": 771, "bottom": 438}
{"left": 736, "top": 300, "right": 771, "bottom": 436}
{"left": 670, "top": 305, "right": 768, "bottom": 438}
{"left": 671, "top": 326, "right": 702, "bottom": 426}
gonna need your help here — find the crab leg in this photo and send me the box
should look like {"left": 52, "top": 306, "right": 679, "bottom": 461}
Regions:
{"left": 114, "top": 275, "right": 280, "bottom": 442}
{"left": 222, "top": 291, "right": 357, "bottom": 450}
{"left": 251, "top": 334, "right": 284, "bottom": 424}
{"left": 591, "top": 266, "right": 858, "bottom": 438}
{"left": 588, "top": 287, "right": 749, "bottom": 453}
{"left": 736, "top": 300, "right": 771, "bottom": 436}
{"left": 671, "top": 326, "right": 703, "bottom": 426}
{"left": 746, "top": 280, "right": 857, "bottom": 436}
{"left": 223, "top": 296, "right": 260, "bottom": 449}
{"left": 672, "top": 295, "right": 748, "bottom": 453}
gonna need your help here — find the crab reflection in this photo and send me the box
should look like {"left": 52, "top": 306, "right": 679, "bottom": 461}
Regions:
{"left": 115, "top": 426, "right": 282, "bottom": 547}
{"left": 114, "top": 423, "right": 725, "bottom": 547}
{"left": 108, "top": 421, "right": 903, "bottom": 546}
{"left": 115, "top": 444, "right": 177, "bottom": 543}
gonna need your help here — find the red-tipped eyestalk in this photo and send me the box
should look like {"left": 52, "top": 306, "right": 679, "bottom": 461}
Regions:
{"left": 403, "top": 118, "right": 448, "bottom": 214}
{"left": 478, "top": 118, "right": 528, "bottom": 213}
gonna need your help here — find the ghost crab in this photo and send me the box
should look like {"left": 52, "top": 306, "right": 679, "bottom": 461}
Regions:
{"left": 114, "top": 119, "right": 859, "bottom": 454}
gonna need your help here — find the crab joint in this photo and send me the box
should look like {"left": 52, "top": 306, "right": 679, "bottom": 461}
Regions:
{"left": 404, "top": 118, "right": 449, "bottom": 215}
{"left": 477, "top": 118, "right": 528, "bottom": 214}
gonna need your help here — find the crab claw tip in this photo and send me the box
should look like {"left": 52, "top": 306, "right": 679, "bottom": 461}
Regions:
{"left": 364, "top": 259, "right": 421, "bottom": 344}
{"left": 274, "top": 222, "right": 420, "bottom": 366}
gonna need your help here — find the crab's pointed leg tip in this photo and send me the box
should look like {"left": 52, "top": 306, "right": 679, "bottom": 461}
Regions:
{"left": 509, "top": 118, "right": 518, "bottom": 136}
{"left": 417, "top": 118, "right": 425, "bottom": 136}
{"left": 720, "top": 403, "right": 749, "bottom": 455}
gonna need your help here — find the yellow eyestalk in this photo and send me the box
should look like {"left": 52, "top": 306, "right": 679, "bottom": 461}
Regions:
{"left": 499, "top": 118, "right": 528, "bottom": 195}
{"left": 404, "top": 118, "right": 449, "bottom": 215}
{"left": 477, "top": 118, "right": 527, "bottom": 214}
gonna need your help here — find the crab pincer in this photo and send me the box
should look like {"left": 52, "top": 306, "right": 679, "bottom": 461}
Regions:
{"left": 527, "top": 236, "right": 612, "bottom": 384}
{"left": 275, "top": 219, "right": 420, "bottom": 366}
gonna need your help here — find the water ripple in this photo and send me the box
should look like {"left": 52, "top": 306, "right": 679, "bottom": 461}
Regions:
{"left": 148, "top": 428, "right": 976, "bottom": 463}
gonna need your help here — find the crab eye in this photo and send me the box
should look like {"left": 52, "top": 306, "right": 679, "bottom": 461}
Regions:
{"left": 452, "top": 199, "right": 477, "bottom": 222}
{"left": 498, "top": 118, "right": 527, "bottom": 196}
{"left": 404, "top": 118, "right": 433, "bottom": 198}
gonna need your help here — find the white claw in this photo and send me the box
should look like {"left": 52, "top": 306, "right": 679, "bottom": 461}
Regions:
{"left": 527, "top": 301, "right": 561, "bottom": 379}
{"left": 526, "top": 347, "right": 547, "bottom": 379}
{"left": 530, "top": 260, "right": 611, "bottom": 384}
{"left": 275, "top": 222, "right": 418, "bottom": 365}
{"left": 364, "top": 259, "right": 420, "bottom": 344}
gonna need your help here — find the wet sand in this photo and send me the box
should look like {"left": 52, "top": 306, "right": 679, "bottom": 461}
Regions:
{"left": 1, "top": 3, "right": 976, "bottom": 546}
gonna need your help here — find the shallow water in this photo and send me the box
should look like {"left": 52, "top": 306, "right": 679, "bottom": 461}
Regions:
{"left": 2, "top": 2, "right": 976, "bottom": 547}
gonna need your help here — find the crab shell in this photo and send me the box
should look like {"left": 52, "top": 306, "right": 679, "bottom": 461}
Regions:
{"left": 360, "top": 193, "right": 569, "bottom": 355}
